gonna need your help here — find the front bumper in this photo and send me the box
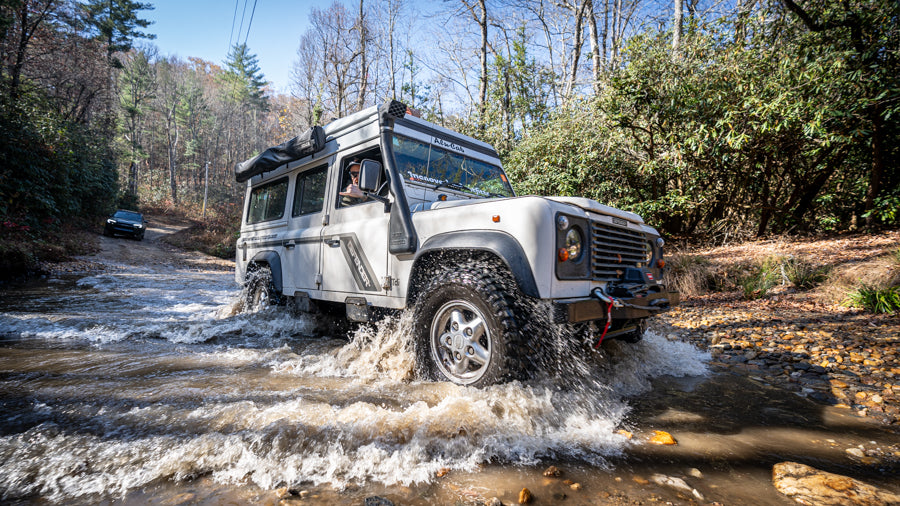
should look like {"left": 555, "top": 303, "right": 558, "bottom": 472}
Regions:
{"left": 554, "top": 290, "right": 679, "bottom": 323}
{"left": 106, "top": 223, "right": 143, "bottom": 237}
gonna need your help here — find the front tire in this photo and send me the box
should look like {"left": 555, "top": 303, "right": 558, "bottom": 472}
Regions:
{"left": 414, "top": 268, "right": 523, "bottom": 387}
{"left": 245, "top": 265, "right": 283, "bottom": 310}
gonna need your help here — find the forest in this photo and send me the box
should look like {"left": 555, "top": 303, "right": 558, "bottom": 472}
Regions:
{"left": 0, "top": 0, "right": 897, "bottom": 272}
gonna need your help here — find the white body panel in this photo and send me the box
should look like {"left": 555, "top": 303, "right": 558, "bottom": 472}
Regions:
{"left": 236, "top": 105, "right": 663, "bottom": 313}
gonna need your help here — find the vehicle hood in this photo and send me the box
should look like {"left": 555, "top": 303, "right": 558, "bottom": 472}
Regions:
{"left": 110, "top": 217, "right": 141, "bottom": 225}
{"left": 545, "top": 196, "right": 644, "bottom": 225}
{"left": 429, "top": 195, "right": 645, "bottom": 226}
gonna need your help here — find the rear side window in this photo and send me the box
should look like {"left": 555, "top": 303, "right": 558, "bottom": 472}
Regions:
{"left": 292, "top": 166, "right": 328, "bottom": 217}
{"left": 246, "top": 177, "right": 288, "bottom": 224}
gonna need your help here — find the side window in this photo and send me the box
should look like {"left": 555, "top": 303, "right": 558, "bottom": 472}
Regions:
{"left": 246, "top": 177, "right": 288, "bottom": 225}
{"left": 337, "top": 146, "right": 384, "bottom": 208}
{"left": 292, "top": 165, "right": 327, "bottom": 217}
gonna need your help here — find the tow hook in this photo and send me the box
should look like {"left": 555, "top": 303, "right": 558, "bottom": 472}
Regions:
{"left": 591, "top": 287, "right": 622, "bottom": 307}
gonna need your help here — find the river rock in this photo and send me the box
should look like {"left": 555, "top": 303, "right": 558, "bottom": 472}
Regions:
{"left": 518, "top": 487, "right": 533, "bottom": 504}
{"left": 650, "top": 474, "right": 704, "bottom": 500}
{"left": 365, "top": 497, "right": 395, "bottom": 506}
{"left": 846, "top": 448, "right": 866, "bottom": 458}
{"left": 649, "top": 430, "right": 677, "bottom": 445}
{"left": 542, "top": 465, "right": 561, "bottom": 477}
{"left": 484, "top": 497, "right": 503, "bottom": 506}
{"left": 772, "top": 462, "right": 900, "bottom": 506}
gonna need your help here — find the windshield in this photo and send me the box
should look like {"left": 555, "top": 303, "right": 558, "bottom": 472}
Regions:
{"left": 392, "top": 135, "right": 514, "bottom": 198}
{"left": 114, "top": 211, "right": 142, "bottom": 221}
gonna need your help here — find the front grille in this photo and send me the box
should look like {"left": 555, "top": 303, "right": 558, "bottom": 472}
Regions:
{"left": 590, "top": 221, "right": 648, "bottom": 281}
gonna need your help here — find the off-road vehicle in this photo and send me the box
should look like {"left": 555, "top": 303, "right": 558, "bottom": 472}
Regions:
{"left": 234, "top": 100, "right": 678, "bottom": 387}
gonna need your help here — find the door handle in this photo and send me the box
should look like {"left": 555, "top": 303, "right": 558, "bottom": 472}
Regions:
{"left": 325, "top": 238, "right": 341, "bottom": 248}
{"left": 284, "top": 240, "right": 296, "bottom": 250}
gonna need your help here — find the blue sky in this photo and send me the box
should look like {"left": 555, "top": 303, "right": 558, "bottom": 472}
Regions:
{"left": 145, "top": 0, "right": 338, "bottom": 94}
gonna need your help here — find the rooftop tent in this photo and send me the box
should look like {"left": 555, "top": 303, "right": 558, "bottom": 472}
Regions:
{"left": 234, "top": 125, "right": 326, "bottom": 183}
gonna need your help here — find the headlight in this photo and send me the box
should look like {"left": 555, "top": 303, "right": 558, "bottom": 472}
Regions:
{"left": 563, "top": 228, "right": 583, "bottom": 262}
{"left": 133, "top": 223, "right": 143, "bottom": 228}
{"left": 107, "top": 219, "right": 115, "bottom": 224}
{"left": 555, "top": 213, "right": 590, "bottom": 279}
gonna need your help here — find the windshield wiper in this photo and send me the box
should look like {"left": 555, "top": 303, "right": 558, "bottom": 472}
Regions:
{"left": 433, "top": 180, "right": 476, "bottom": 194}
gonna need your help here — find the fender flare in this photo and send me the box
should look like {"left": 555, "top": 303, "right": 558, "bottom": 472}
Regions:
{"left": 248, "top": 251, "right": 284, "bottom": 294}
{"left": 414, "top": 230, "right": 539, "bottom": 298}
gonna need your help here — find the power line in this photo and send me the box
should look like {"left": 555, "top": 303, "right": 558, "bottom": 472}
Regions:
{"left": 236, "top": 0, "right": 249, "bottom": 49}
{"left": 242, "top": 0, "right": 259, "bottom": 47}
{"left": 227, "top": 0, "right": 240, "bottom": 51}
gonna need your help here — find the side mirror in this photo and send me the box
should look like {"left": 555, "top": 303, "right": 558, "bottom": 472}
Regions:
{"left": 358, "top": 159, "right": 382, "bottom": 192}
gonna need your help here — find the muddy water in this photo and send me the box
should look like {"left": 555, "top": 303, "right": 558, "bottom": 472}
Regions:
{"left": 1, "top": 260, "right": 898, "bottom": 505}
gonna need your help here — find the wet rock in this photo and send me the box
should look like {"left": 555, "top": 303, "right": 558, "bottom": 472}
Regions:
{"left": 170, "top": 493, "right": 196, "bottom": 504}
{"left": 518, "top": 487, "right": 533, "bottom": 504}
{"left": 650, "top": 474, "right": 703, "bottom": 500}
{"left": 632, "top": 476, "right": 649, "bottom": 485}
{"left": 773, "top": 462, "right": 900, "bottom": 505}
{"left": 688, "top": 468, "right": 703, "bottom": 479}
{"left": 485, "top": 498, "right": 503, "bottom": 506}
{"left": 569, "top": 482, "right": 582, "bottom": 491}
{"left": 436, "top": 467, "right": 450, "bottom": 477}
{"left": 542, "top": 465, "right": 561, "bottom": 477}
{"left": 649, "top": 430, "right": 677, "bottom": 445}
{"left": 275, "top": 487, "right": 291, "bottom": 499}
{"left": 365, "top": 497, "right": 395, "bottom": 506}
{"left": 616, "top": 429, "right": 634, "bottom": 439}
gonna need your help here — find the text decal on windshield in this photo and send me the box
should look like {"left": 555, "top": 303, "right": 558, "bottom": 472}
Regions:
{"left": 432, "top": 136, "right": 465, "bottom": 154}
{"left": 408, "top": 172, "right": 443, "bottom": 185}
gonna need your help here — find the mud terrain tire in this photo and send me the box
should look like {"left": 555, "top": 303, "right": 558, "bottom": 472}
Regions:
{"left": 245, "top": 265, "right": 283, "bottom": 310}
{"left": 414, "top": 268, "right": 523, "bottom": 387}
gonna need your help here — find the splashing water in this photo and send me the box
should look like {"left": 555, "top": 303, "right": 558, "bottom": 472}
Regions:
{"left": 0, "top": 264, "right": 709, "bottom": 502}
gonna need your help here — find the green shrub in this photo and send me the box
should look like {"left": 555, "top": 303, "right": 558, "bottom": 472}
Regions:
{"left": 848, "top": 285, "right": 900, "bottom": 314}
{"left": 783, "top": 256, "right": 830, "bottom": 289}
{"left": 739, "top": 267, "right": 778, "bottom": 299}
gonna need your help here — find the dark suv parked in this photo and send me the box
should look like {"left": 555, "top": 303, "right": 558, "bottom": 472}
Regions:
{"left": 104, "top": 210, "right": 146, "bottom": 240}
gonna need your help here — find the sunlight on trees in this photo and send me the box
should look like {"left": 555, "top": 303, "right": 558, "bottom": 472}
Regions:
{"left": 0, "top": 0, "right": 896, "bottom": 241}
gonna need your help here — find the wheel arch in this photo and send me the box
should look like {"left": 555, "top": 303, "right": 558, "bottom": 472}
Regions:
{"left": 407, "top": 230, "right": 539, "bottom": 305}
{"left": 246, "top": 250, "right": 284, "bottom": 294}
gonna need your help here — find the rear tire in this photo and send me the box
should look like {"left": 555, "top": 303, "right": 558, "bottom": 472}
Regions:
{"left": 413, "top": 268, "right": 523, "bottom": 387}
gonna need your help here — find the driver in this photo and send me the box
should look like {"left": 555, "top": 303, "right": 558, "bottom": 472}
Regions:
{"left": 339, "top": 161, "right": 367, "bottom": 206}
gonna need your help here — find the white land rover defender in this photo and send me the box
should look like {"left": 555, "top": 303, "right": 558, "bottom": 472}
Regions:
{"left": 234, "top": 100, "right": 678, "bottom": 387}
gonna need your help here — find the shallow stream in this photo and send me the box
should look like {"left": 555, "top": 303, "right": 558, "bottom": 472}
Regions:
{"left": 1, "top": 251, "right": 897, "bottom": 505}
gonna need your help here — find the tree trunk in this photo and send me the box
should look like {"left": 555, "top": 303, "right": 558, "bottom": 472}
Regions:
{"left": 564, "top": 0, "right": 587, "bottom": 101}
{"left": 9, "top": 1, "right": 56, "bottom": 100}
{"left": 586, "top": 0, "right": 602, "bottom": 94}
{"left": 864, "top": 108, "right": 885, "bottom": 229}
{"left": 477, "top": 0, "right": 488, "bottom": 133}
{"left": 673, "top": 0, "right": 683, "bottom": 52}
{"left": 611, "top": 0, "right": 622, "bottom": 64}
{"left": 388, "top": 0, "right": 397, "bottom": 99}
{"left": 356, "top": 0, "right": 367, "bottom": 110}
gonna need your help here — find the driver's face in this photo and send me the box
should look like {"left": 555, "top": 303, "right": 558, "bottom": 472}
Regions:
{"left": 350, "top": 165, "right": 360, "bottom": 182}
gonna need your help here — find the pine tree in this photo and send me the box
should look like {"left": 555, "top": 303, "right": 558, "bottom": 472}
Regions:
{"left": 221, "top": 43, "right": 268, "bottom": 111}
